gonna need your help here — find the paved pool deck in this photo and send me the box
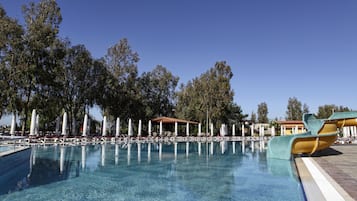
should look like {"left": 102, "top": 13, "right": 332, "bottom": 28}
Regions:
{"left": 313, "top": 145, "right": 357, "bottom": 200}
{"left": 296, "top": 145, "right": 357, "bottom": 201}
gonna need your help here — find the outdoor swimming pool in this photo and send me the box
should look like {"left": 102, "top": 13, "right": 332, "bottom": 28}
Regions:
{"left": 0, "top": 141, "right": 306, "bottom": 201}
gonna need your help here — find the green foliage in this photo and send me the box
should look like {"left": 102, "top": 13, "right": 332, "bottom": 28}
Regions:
{"left": 286, "top": 97, "right": 305, "bottom": 120}
{"left": 19, "top": 0, "right": 63, "bottom": 134}
{"left": 226, "top": 103, "right": 248, "bottom": 125}
{"left": 250, "top": 112, "right": 257, "bottom": 123}
{"left": 140, "top": 65, "right": 179, "bottom": 119}
{"left": 0, "top": 6, "right": 25, "bottom": 117}
{"left": 317, "top": 104, "right": 351, "bottom": 119}
{"left": 61, "top": 43, "right": 95, "bottom": 134}
{"left": 257, "top": 102, "right": 268, "bottom": 123}
{"left": 303, "top": 103, "right": 309, "bottom": 114}
{"left": 101, "top": 38, "right": 141, "bottom": 120}
{"left": 176, "top": 61, "right": 245, "bottom": 130}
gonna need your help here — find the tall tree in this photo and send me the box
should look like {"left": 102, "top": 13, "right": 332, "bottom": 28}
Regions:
{"left": 303, "top": 103, "right": 309, "bottom": 114}
{"left": 140, "top": 65, "right": 179, "bottom": 119}
{"left": 0, "top": 6, "right": 24, "bottom": 118}
{"left": 62, "top": 43, "right": 94, "bottom": 135}
{"left": 226, "top": 103, "right": 247, "bottom": 125}
{"left": 102, "top": 38, "right": 140, "bottom": 120}
{"left": 19, "top": 0, "right": 63, "bottom": 134}
{"left": 317, "top": 104, "right": 351, "bottom": 119}
{"left": 257, "top": 102, "right": 268, "bottom": 123}
{"left": 286, "top": 97, "right": 303, "bottom": 120}
{"left": 176, "top": 61, "right": 244, "bottom": 130}
{"left": 250, "top": 111, "right": 257, "bottom": 123}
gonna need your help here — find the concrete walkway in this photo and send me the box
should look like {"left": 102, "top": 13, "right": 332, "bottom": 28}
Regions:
{"left": 312, "top": 145, "right": 357, "bottom": 200}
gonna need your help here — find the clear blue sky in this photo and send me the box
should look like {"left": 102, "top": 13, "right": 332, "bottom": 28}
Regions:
{"left": 1, "top": 0, "right": 357, "bottom": 124}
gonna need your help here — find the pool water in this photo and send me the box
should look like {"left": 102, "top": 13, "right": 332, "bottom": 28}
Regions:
{"left": 0, "top": 141, "right": 305, "bottom": 201}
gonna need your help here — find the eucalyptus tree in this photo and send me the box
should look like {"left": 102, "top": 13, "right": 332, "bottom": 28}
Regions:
{"left": 0, "top": 6, "right": 25, "bottom": 118}
{"left": 303, "top": 103, "right": 309, "bottom": 114}
{"left": 102, "top": 38, "right": 140, "bottom": 120}
{"left": 62, "top": 43, "right": 94, "bottom": 135}
{"left": 19, "top": 0, "right": 63, "bottom": 134}
{"left": 139, "top": 65, "right": 179, "bottom": 120}
{"left": 257, "top": 102, "right": 269, "bottom": 123}
{"left": 176, "top": 61, "right": 240, "bottom": 130}
{"left": 317, "top": 104, "right": 350, "bottom": 119}
{"left": 285, "top": 97, "right": 304, "bottom": 120}
{"left": 226, "top": 103, "right": 247, "bottom": 125}
{"left": 250, "top": 112, "right": 257, "bottom": 123}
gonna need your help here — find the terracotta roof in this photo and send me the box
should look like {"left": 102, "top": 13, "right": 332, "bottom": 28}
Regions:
{"left": 151, "top": 117, "right": 199, "bottom": 124}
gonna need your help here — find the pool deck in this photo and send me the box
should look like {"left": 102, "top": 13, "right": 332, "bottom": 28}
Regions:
{"left": 296, "top": 145, "right": 357, "bottom": 201}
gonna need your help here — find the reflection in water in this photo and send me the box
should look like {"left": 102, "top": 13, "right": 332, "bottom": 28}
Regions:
{"left": 32, "top": 147, "right": 37, "bottom": 166}
{"left": 60, "top": 146, "right": 65, "bottom": 173}
{"left": 174, "top": 142, "right": 177, "bottom": 161}
{"left": 101, "top": 144, "right": 105, "bottom": 167}
{"left": 210, "top": 142, "right": 214, "bottom": 155}
{"left": 159, "top": 143, "right": 162, "bottom": 161}
{"left": 186, "top": 142, "right": 189, "bottom": 157}
{"left": 242, "top": 140, "right": 245, "bottom": 154}
{"left": 198, "top": 142, "right": 201, "bottom": 156}
{"left": 115, "top": 144, "right": 119, "bottom": 165}
{"left": 127, "top": 143, "right": 131, "bottom": 165}
{"left": 0, "top": 139, "right": 305, "bottom": 201}
{"left": 232, "top": 141, "right": 236, "bottom": 154}
{"left": 81, "top": 145, "right": 86, "bottom": 169}
{"left": 148, "top": 143, "right": 151, "bottom": 162}
{"left": 138, "top": 143, "right": 141, "bottom": 163}
{"left": 260, "top": 139, "right": 265, "bottom": 152}
{"left": 220, "top": 141, "right": 227, "bottom": 154}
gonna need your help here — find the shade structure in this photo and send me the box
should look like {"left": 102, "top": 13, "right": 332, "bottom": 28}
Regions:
{"left": 152, "top": 117, "right": 198, "bottom": 136}
{"left": 151, "top": 117, "right": 198, "bottom": 124}
{"left": 148, "top": 120, "right": 152, "bottom": 136}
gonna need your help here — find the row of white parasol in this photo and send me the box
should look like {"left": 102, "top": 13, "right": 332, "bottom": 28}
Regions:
{"left": 8, "top": 109, "right": 276, "bottom": 137}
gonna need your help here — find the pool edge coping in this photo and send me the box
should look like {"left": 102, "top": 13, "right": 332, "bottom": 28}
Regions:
{"left": 0, "top": 146, "right": 30, "bottom": 157}
{"left": 295, "top": 157, "right": 354, "bottom": 201}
